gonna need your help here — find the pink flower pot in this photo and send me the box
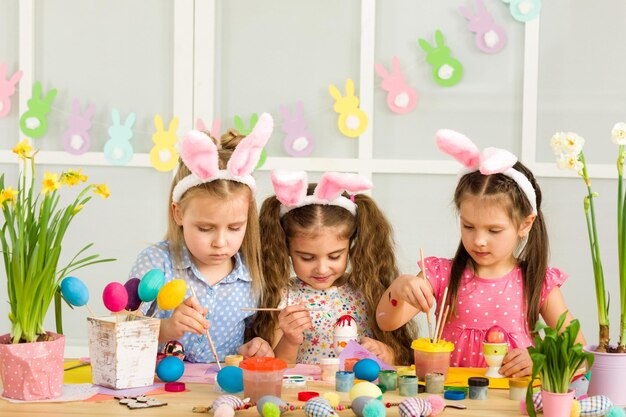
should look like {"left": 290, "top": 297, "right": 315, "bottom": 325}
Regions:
{"left": 541, "top": 389, "right": 574, "bottom": 417}
{"left": 0, "top": 332, "right": 65, "bottom": 400}
{"left": 585, "top": 345, "right": 626, "bottom": 406}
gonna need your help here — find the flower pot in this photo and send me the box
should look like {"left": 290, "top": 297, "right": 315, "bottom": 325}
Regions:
{"left": 541, "top": 389, "right": 574, "bottom": 417}
{"left": 0, "top": 332, "right": 65, "bottom": 400}
{"left": 585, "top": 345, "right": 626, "bottom": 406}
{"left": 87, "top": 314, "right": 160, "bottom": 389}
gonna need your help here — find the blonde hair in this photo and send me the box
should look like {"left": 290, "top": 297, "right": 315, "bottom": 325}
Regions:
{"left": 165, "top": 129, "right": 264, "bottom": 297}
{"left": 252, "top": 185, "right": 418, "bottom": 365}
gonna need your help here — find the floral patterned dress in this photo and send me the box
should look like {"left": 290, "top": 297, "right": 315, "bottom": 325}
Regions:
{"left": 277, "top": 278, "right": 372, "bottom": 364}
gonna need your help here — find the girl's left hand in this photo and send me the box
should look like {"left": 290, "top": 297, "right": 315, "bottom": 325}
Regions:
{"left": 360, "top": 337, "right": 395, "bottom": 365}
{"left": 238, "top": 337, "right": 275, "bottom": 358}
{"left": 499, "top": 348, "right": 532, "bottom": 377}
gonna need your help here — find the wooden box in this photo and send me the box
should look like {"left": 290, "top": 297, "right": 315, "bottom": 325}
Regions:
{"left": 87, "top": 315, "right": 160, "bottom": 389}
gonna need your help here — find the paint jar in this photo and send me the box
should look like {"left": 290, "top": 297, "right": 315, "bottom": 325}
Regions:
{"left": 335, "top": 371, "right": 355, "bottom": 392}
{"left": 468, "top": 377, "right": 489, "bottom": 400}
{"left": 224, "top": 355, "right": 243, "bottom": 367}
{"left": 425, "top": 372, "right": 445, "bottom": 394}
{"left": 411, "top": 338, "right": 455, "bottom": 380}
{"left": 344, "top": 357, "right": 359, "bottom": 372}
{"left": 239, "top": 357, "right": 287, "bottom": 402}
{"left": 378, "top": 370, "right": 397, "bottom": 391}
{"left": 398, "top": 375, "right": 419, "bottom": 397}
{"left": 508, "top": 377, "right": 530, "bottom": 401}
{"left": 319, "top": 357, "right": 340, "bottom": 382}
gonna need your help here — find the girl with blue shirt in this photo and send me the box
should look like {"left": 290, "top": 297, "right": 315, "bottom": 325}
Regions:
{"left": 130, "top": 114, "right": 274, "bottom": 363}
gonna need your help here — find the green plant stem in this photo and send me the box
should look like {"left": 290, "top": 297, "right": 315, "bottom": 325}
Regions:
{"left": 55, "top": 290, "right": 63, "bottom": 335}
{"left": 581, "top": 153, "right": 610, "bottom": 349}
{"left": 619, "top": 147, "right": 626, "bottom": 350}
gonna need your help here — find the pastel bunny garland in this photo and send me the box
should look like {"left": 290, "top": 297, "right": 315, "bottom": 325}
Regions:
{"left": 435, "top": 128, "right": 537, "bottom": 215}
{"left": 172, "top": 112, "right": 274, "bottom": 203}
{"left": 271, "top": 170, "right": 373, "bottom": 217}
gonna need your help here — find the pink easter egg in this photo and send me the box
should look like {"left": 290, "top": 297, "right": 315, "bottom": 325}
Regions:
{"left": 102, "top": 282, "right": 129, "bottom": 313}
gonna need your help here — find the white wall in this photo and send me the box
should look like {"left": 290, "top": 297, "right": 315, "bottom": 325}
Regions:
{"left": 1, "top": 0, "right": 625, "bottom": 355}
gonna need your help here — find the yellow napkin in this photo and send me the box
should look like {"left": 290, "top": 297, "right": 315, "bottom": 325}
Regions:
{"left": 445, "top": 367, "right": 511, "bottom": 389}
{"left": 63, "top": 360, "right": 93, "bottom": 384}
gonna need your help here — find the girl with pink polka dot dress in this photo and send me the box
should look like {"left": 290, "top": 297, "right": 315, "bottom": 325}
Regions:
{"left": 376, "top": 129, "right": 586, "bottom": 378}
{"left": 129, "top": 115, "right": 274, "bottom": 363}
{"left": 249, "top": 170, "right": 418, "bottom": 365}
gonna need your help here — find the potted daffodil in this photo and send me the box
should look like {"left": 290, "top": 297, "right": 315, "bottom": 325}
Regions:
{"left": 550, "top": 124, "right": 626, "bottom": 405}
{"left": 0, "top": 140, "right": 113, "bottom": 400}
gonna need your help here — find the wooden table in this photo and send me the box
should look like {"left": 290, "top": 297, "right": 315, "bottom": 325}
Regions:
{"left": 0, "top": 381, "right": 522, "bottom": 416}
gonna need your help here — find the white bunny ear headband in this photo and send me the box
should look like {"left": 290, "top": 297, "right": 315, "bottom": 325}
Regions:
{"left": 172, "top": 113, "right": 273, "bottom": 203}
{"left": 271, "top": 170, "right": 373, "bottom": 217}
{"left": 435, "top": 128, "right": 537, "bottom": 215}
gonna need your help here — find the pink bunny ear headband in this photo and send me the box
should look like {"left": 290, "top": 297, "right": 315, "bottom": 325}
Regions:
{"left": 172, "top": 112, "right": 273, "bottom": 203}
{"left": 271, "top": 170, "right": 373, "bottom": 217}
{"left": 435, "top": 128, "right": 537, "bottom": 215}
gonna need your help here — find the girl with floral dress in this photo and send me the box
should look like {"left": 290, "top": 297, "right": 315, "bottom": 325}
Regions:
{"left": 251, "top": 170, "right": 417, "bottom": 365}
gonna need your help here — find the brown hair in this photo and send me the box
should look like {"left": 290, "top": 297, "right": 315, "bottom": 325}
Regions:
{"left": 165, "top": 129, "right": 264, "bottom": 297}
{"left": 252, "top": 185, "right": 418, "bottom": 365}
{"left": 448, "top": 161, "right": 548, "bottom": 332}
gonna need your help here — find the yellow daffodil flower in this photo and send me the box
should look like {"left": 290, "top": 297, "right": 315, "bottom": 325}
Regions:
{"left": 93, "top": 183, "right": 110, "bottom": 199}
{"left": 60, "top": 168, "right": 88, "bottom": 187}
{"left": 72, "top": 204, "right": 84, "bottom": 214}
{"left": 0, "top": 187, "right": 17, "bottom": 205}
{"left": 41, "top": 172, "right": 60, "bottom": 195}
{"left": 12, "top": 140, "right": 33, "bottom": 159}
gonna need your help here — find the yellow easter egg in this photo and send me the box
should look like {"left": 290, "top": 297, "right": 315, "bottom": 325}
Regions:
{"left": 157, "top": 279, "right": 187, "bottom": 310}
{"left": 349, "top": 381, "right": 383, "bottom": 401}
{"left": 322, "top": 392, "right": 340, "bottom": 407}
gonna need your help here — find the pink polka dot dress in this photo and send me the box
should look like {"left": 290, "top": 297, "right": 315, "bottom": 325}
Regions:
{"left": 423, "top": 257, "right": 567, "bottom": 368}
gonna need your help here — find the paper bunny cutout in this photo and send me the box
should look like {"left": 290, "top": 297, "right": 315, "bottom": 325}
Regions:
{"left": 62, "top": 99, "right": 96, "bottom": 155}
{"left": 172, "top": 112, "right": 274, "bottom": 202}
{"left": 459, "top": 0, "right": 508, "bottom": 53}
{"left": 150, "top": 115, "right": 179, "bottom": 172}
{"left": 19, "top": 81, "right": 57, "bottom": 138}
{"left": 0, "top": 64, "right": 23, "bottom": 118}
{"left": 328, "top": 79, "right": 369, "bottom": 138}
{"left": 435, "top": 128, "right": 537, "bottom": 214}
{"left": 375, "top": 56, "right": 418, "bottom": 114}
{"left": 234, "top": 113, "right": 268, "bottom": 168}
{"left": 195, "top": 117, "right": 221, "bottom": 139}
{"left": 272, "top": 170, "right": 373, "bottom": 217}
{"left": 279, "top": 101, "right": 314, "bottom": 157}
{"left": 104, "top": 108, "right": 136, "bottom": 165}
{"left": 418, "top": 30, "right": 464, "bottom": 87}
{"left": 503, "top": 0, "right": 542, "bottom": 22}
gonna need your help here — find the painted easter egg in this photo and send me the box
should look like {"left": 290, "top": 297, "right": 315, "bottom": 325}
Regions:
{"left": 157, "top": 279, "right": 187, "bottom": 310}
{"left": 354, "top": 359, "right": 380, "bottom": 382}
{"left": 164, "top": 340, "right": 185, "bottom": 359}
{"left": 156, "top": 355, "right": 184, "bottom": 382}
{"left": 216, "top": 366, "right": 243, "bottom": 393}
{"left": 485, "top": 325, "right": 507, "bottom": 343}
{"left": 60, "top": 276, "right": 89, "bottom": 307}
{"left": 349, "top": 381, "right": 383, "bottom": 401}
{"left": 212, "top": 395, "right": 249, "bottom": 412}
{"left": 351, "top": 396, "right": 386, "bottom": 417}
{"left": 304, "top": 398, "right": 336, "bottom": 417}
{"left": 398, "top": 397, "right": 432, "bottom": 417}
{"left": 124, "top": 277, "right": 141, "bottom": 310}
{"left": 257, "top": 395, "right": 287, "bottom": 416}
{"left": 138, "top": 269, "right": 166, "bottom": 302}
{"left": 102, "top": 282, "right": 128, "bottom": 313}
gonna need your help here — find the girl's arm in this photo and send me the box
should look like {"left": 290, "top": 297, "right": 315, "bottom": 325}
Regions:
{"left": 272, "top": 304, "right": 312, "bottom": 363}
{"left": 376, "top": 273, "right": 435, "bottom": 331}
{"left": 541, "top": 287, "right": 586, "bottom": 345}
{"left": 500, "top": 287, "right": 587, "bottom": 378}
{"left": 360, "top": 337, "right": 395, "bottom": 365}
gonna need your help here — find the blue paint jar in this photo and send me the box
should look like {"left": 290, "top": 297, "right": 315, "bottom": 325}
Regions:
{"left": 398, "top": 375, "right": 419, "bottom": 397}
{"left": 335, "top": 371, "right": 355, "bottom": 392}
